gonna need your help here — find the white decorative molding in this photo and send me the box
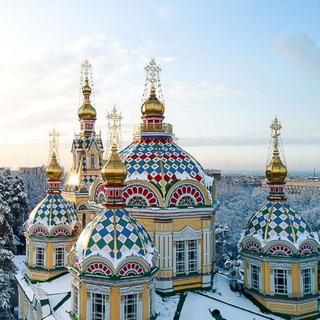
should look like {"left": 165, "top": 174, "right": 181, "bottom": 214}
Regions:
{"left": 119, "top": 285, "right": 144, "bottom": 295}
{"left": 173, "top": 226, "right": 201, "bottom": 241}
{"left": 246, "top": 258, "right": 262, "bottom": 267}
{"left": 86, "top": 284, "right": 111, "bottom": 294}
{"left": 269, "top": 262, "right": 292, "bottom": 270}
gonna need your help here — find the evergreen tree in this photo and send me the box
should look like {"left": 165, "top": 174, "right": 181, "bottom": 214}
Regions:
{"left": 0, "top": 194, "right": 17, "bottom": 319}
{"left": 19, "top": 166, "right": 47, "bottom": 211}
{"left": 0, "top": 170, "right": 29, "bottom": 237}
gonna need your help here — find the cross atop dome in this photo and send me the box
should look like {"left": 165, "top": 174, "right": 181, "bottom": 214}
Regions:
{"left": 81, "top": 59, "right": 92, "bottom": 78}
{"left": 266, "top": 116, "right": 287, "bottom": 199}
{"left": 106, "top": 105, "right": 122, "bottom": 159}
{"left": 49, "top": 128, "right": 60, "bottom": 162}
{"left": 142, "top": 58, "right": 165, "bottom": 105}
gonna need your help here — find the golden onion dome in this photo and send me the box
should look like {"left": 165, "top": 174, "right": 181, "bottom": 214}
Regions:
{"left": 141, "top": 87, "right": 165, "bottom": 117}
{"left": 265, "top": 117, "right": 287, "bottom": 184}
{"left": 46, "top": 152, "right": 62, "bottom": 181}
{"left": 101, "top": 142, "right": 127, "bottom": 185}
{"left": 265, "top": 154, "right": 287, "bottom": 183}
{"left": 78, "top": 77, "right": 96, "bottom": 120}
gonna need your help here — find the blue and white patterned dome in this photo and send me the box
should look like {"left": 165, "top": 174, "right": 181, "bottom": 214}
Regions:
{"left": 245, "top": 200, "right": 317, "bottom": 245}
{"left": 26, "top": 194, "right": 80, "bottom": 236}
{"left": 72, "top": 207, "right": 157, "bottom": 274}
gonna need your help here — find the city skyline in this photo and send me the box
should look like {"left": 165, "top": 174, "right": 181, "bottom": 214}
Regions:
{"left": 1, "top": 1, "right": 320, "bottom": 173}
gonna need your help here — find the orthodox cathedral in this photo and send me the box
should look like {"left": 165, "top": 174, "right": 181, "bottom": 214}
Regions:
{"left": 15, "top": 60, "right": 319, "bottom": 320}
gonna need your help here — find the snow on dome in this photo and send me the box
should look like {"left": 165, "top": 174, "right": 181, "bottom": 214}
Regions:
{"left": 71, "top": 207, "right": 157, "bottom": 273}
{"left": 244, "top": 200, "right": 319, "bottom": 248}
{"left": 26, "top": 193, "right": 80, "bottom": 234}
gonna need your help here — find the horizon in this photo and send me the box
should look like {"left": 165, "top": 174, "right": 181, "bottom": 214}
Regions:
{"left": 1, "top": 1, "right": 320, "bottom": 172}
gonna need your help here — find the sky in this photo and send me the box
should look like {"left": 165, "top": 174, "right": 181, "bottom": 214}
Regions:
{"left": 1, "top": 0, "right": 320, "bottom": 174}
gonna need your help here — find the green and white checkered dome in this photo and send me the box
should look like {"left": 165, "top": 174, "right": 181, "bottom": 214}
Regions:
{"left": 244, "top": 200, "right": 318, "bottom": 246}
{"left": 26, "top": 193, "right": 80, "bottom": 235}
{"left": 73, "top": 207, "right": 156, "bottom": 273}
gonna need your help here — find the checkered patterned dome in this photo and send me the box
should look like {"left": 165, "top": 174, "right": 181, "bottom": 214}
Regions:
{"left": 120, "top": 140, "right": 208, "bottom": 191}
{"left": 27, "top": 194, "right": 80, "bottom": 233}
{"left": 245, "top": 201, "right": 316, "bottom": 245}
{"left": 74, "top": 207, "right": 156, "bottom": 273}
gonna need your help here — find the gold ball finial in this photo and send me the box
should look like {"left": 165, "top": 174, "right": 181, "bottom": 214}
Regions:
{"left": 101, "top": 142, "right": 127, "bottom": 185}
{"left": 82, "top": 77, "right": 92, "bottom": 95}
{"left": 141, "top": 86, "right": 165, "bottom": 117}
{"left": 46, "top": 151, "right": 63, "bottom": 181}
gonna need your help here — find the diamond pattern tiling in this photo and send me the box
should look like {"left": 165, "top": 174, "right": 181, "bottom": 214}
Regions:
{"left": 82, "top": 208, "right": 153, "bottom": 261}
{"left": 245, "top": 201, "right": 315, "bottom": 243}
{"left": 29, "top": 194, "right": 79, "bottom": 228}
{"left": 120, "top": 141, "right": 206, "bottom": 188}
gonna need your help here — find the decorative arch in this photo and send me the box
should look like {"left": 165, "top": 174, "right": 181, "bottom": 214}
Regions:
{"left": 123, "top": 181, "right": 163, "bottom": 207}
{"left": 299, "top": 242, "right": 317, "bottom": 255}
{"left": 116, "top": 258, "right": 148, "bottom": 277}
{"left": 77, "top": 202, "right": 88, "bottom": 210}
{"left": 244, "top": 240, "right": 262, "bottom": 254}
{"left": 83, "top": 260, "right": 114, "bottom": 276}
{"left": 79, "top": 186, "right": 89, "bottom": 194}
{"left": 50, "top": 227, "right": 71, "bottom": 237}
{"left": 265, "top": 244, "right": 294, "bottom": 256}
{"left": 70, "top": 255, "right": 81, "bottom": 270}
{"left": 73, "top": 223, "right": 81, "bottom": 234}
{"left": 165, "top": 180, "right": 209, "bottom": 207}
{"left": 31, "top": 227, "right": 49, "bottom": 237}
{"left": 89, "top": 178, "right": 105, "bottom": 203}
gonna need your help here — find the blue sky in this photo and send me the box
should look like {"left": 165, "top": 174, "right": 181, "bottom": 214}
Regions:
{"left": 1, "top": 1, "right": 320, "bottom": 173}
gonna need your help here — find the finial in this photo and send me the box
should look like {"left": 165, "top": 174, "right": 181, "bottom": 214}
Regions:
{"left": 265, "top": 116, "right": 287, "bottom": 187}
{"left": 105, "top": 105, "right": 123, "bottom": 159}
{"left": 78, "top": 60, "right": 96, "bottom": 120}
{"left": 79, "top": 60, "right": 95, "bottom": 107}
{"left": 141, "top": 58, "right": 165, "bottom": 106}
{"left": 270, "top": 116, "right": 281, "bottom": 156}
{"left": 49, "top": 128, "right": 60, "bottom": 162}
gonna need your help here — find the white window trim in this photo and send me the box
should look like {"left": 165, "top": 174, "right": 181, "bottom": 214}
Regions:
{"left": 120, "top": 286, "right": 143, "bottom": 320}
{"left": 33, "top": 245, "right": 46, "bottom": 268}
{"left": 86, "top": 285, "right": 110, "bottom": 320}
{"left": 270, "top": 268, "right": 292, "bottom": 296}
{"left": 174, "top": 239, "right": 199, "bottom": 275}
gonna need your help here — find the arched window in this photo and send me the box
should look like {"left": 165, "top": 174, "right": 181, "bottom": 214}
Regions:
{"left": 177, "top": 196, "right": 195, "bottom": 206}
{"left": 128, "top": 196, "right": 148, "bottom": 206}
{"left": 91, "top": 154, "right": 95, "bottom": 169}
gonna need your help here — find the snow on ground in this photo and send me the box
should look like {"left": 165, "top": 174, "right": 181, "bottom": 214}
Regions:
{"left": 155, "top": 292, "right": 180, "bottom": 319}
{"left": 179, "top": 274, "right": 285, "bottom": 320}
{"left": 14, "top": 255, "right": 26, "bottom": 273}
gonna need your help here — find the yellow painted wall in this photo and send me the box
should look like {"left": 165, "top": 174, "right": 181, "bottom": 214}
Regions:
{"left": 110, "top": 287, "right": 120, "bottom": 320}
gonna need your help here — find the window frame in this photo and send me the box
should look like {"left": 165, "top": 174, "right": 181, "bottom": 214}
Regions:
{"left": 175, "top": 239, "right": 199, "bottom": 275}
{"left": 274, "top": 269, "right": 288, "bottom": 294}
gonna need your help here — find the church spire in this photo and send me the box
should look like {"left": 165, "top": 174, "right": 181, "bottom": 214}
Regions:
{"left": 141, "top": 58, "right": 165, "bottom": 120}
{"left": 77, "top": 60, "right": 97, "bottom": 136}
{"left": 265, "top": 117, "right": 287, "bottom": 200}
{"left": 46, "top": 130, "right": 63, "bottom": 193}
{"left": 100, "top": 140, "right": 127, "bottom": 207}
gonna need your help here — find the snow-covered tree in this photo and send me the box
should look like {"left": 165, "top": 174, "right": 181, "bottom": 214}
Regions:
{"left": 0, "top": 170, "right": 29, "bottom": 237}
{"left": 215, "top": 178, "right": 267, "bottom": 270}
{"left": 0, "top": 194, "right": 17, "bottom": 319}
{"left": 19, "top": 166, "right": 47, "bottom": 211}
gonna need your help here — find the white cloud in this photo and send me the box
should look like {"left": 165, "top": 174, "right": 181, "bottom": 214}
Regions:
{"left": 274, "top": 33, "right": 320, "bottom": 77}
